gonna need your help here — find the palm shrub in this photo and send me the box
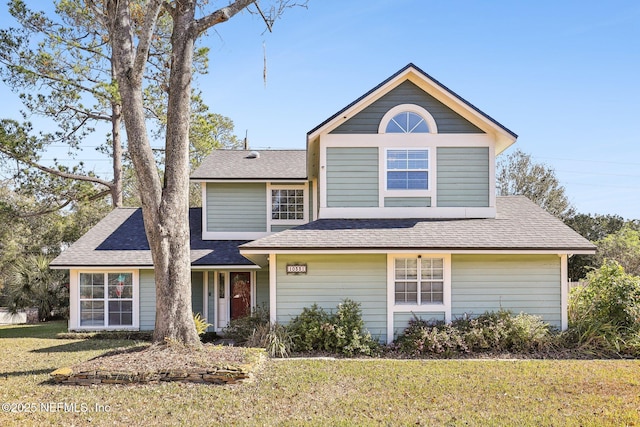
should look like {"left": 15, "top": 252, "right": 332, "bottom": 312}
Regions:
{"left": 565, "top": 261, "right": 640, "bottom": 355}
{"left": 5, "top": 254, "right": 68, "bottom": 321}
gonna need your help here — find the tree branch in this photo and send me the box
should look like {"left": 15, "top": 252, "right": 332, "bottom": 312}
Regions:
{"left": 195, "top": 0, "right": 256, "bottom": 35}
{"left": 11, "top": 156, "right": 114, "bottom": 189}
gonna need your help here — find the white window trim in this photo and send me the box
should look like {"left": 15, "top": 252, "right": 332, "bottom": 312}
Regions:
{"left": 71, "top": 269, "right": 139, "bottom": 331}
{"left": 386, "top": 254, "right": 451, "bottom": 344}
{"left": 266, "top": 182, "right": 309, "bottom": 231}
{"left": 382, "top": 147, "right": 433, "bottom": 198}
{"left": 378, "top": 104, "right": 438, "bottom": 134}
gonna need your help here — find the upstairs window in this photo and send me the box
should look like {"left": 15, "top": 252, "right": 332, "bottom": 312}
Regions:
{"left": 271, "top": 188, "right": 305, "bottom": 221}
{"left": 386, "top": 111, "right": 429, "bottom": 133}
{"left": 378, "top": 104, "right": 438, "bottom": 134}
{"left": 386, "top": 149, "right": 429, "bottom": 190}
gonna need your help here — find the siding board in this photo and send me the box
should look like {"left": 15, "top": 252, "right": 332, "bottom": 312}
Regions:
{"left": 206, "top": 183, "right": 266, "bottom": 232}
{"left": 326, "top": 147, "right": 379, "bottom": 207}
{"left": 451, "top": 255, "right": 562, "bottom": 326}
{"left": 276, "top": 254, "right": 387, "bottom": 342}
{"left": 437, "top": 147, "right": 490, "bottom": 207}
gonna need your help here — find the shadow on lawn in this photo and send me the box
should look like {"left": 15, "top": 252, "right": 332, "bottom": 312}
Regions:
{"left": 31, "top": 340, "right": 143, "bottom": 354}
{"left": 0, "top": 368, "right": 56, "bottom": 379}
{"left": 0, "top": 321, "right": 67, "bottom": 339}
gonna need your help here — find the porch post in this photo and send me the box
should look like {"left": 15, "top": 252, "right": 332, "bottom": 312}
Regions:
{"left": 269, "top": 253, "right": 277, "bottom": 324}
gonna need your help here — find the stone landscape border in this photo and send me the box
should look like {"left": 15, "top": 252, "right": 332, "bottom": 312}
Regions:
{"left": 50, "top": 365, "right": 254, "bottom": 385}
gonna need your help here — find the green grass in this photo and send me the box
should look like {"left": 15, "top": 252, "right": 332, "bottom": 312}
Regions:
{"left": 1, "top": 322, "right": 639, "bottom": 426}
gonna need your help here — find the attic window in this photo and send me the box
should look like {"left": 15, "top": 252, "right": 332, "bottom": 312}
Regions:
{"left": 386, "top": 112, "right": 429, "bottom": 133}
{"left": 378, "top": 104, "right": 438, "bottom": 134}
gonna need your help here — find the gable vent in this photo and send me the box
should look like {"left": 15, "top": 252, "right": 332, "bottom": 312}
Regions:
{"left": 247, "top": 151, "right": 260, "bottom": 159}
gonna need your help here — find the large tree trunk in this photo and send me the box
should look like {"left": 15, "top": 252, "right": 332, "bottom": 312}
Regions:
{"left": 107, "top": 0, "right": 200, "bottom": 346}
{"left": 103, "top": 0, "right": 280, "bottom": 347}
{"left": 111, "top": 101, "right": 123, "bottom": 208}
{"left": 151, "top": 1, "right": 199, "bottom": 345}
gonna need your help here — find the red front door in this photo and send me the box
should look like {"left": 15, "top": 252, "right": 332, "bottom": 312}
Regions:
{"left": 230, "top": 272, "right": 251, "bottom": 320}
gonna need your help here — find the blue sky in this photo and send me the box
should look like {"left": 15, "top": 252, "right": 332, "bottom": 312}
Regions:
{"left": 1, "top": 0, "right": 639, "bottom": 219}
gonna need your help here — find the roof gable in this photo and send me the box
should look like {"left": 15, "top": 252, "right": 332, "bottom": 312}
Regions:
{"left": 331, "top": 80, "right": 483, "bottom": 134}
{"left": 307, "top": 63, "right": 517, "bottom": 153}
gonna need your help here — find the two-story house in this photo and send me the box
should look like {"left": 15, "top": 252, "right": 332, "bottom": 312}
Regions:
{"left": 51, "top": 64, "right": 595, "bottom": 343}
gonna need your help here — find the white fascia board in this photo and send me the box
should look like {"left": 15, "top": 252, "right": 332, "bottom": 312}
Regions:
{"left": 191, "top": 265, "right": 261, "bottom": 270}
{"left": 403, "top": 72, "right": 517, "bottom": 153}
{"left": 50, "top": 265, "right": 153, "bottom": 270}
{"left": 240, "top": 248, "right": 595, "bottom": 256}
{"left": 322, "top": 133, "right": 493, "bottom": 148}
{"left": 307, "top": 74, "right": 408, "bottom": 142}
{"left": 192, "top": 179, "right": 308, "bottom": 183}
{"left": 318, "top": 206, "right": 496, "bottom": 219}
{"left": 202, "top": 231, "right": 272, "bottom": 240}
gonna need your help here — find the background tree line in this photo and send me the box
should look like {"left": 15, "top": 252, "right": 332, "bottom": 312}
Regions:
{"left": 497, "top": 149, "right": 640, "bottom": 281}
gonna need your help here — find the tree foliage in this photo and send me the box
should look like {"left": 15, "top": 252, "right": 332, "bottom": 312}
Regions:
{"left": 496, "top": 149, "right": 574, "bottom": 220}
{"left": 0, "top": 0, "right": 240, "bottom": 213}
{"left": 564, "top": 213, "right": 640, "bottom": 280}
{"left": 566, "top": 261, "right": 640, "bottom": 355}
{"left": 595, "top": 227, "right": 640, "bottom": 277}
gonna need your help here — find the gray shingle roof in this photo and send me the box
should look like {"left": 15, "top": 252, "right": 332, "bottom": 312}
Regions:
{"left": 240, "top": 196, "right": 595, "bottom": 253}
{"left": 190, "top": 150, "right": 307, "bottom": 180}
{"left": 50, "top": 208, "right": 255, "bottom": 267}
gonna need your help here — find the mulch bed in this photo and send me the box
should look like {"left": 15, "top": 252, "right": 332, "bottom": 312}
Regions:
{"left": 51, "top": 343, "right": 265, "bottom": 386}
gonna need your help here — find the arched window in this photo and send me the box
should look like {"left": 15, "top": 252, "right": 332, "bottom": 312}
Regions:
{"left": 386, "top": 111, "right": 429, "bottom": 133}
{"left": 378, "top": 104, "right": 438, "bottom": 134}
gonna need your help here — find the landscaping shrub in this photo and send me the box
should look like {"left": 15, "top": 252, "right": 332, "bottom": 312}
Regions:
{"left": 193, "top": 312, "right": 212, "bottom": 336}
{"left": 287, "top": 299, "right": 377, "bottom": 356}
{"left": 394, "top": 310, "right": 553, "bottom": 356}
{"left": 564, "top": 261, "right": 640, "bottom": 356}
{"left": 222, "top": 304, "right": 270, "bottom": 344}
{"left": 246, "top": 322, "right": 293, "bottom": 358}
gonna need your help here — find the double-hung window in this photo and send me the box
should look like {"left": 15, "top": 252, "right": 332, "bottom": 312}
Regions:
{"left": 394, "top": 257, "right": 443, "bottom": 305}
{"left": 79, "top": 272, "right": 134, "bottom": 327}
{"left": 386, "top": 149, "right": 429, "bottom": 190}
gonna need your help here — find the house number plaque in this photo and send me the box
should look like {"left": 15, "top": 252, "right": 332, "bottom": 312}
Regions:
{"left": 286, "top": 264, "right": 307, "bottom": 275}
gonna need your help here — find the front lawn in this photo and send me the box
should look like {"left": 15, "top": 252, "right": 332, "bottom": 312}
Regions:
{"left": 1, "top": 321, "right": 639, "bottom": 426}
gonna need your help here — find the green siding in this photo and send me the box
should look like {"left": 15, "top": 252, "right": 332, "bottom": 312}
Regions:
{"left": 276, "top": 254, "right": 387, "bottom": 342}
{"left": 384, "top": 197, "right": 431, "bottom": 207}
{"left": 191, "top": 271, "right": 204, "bottom": 315}
{"left": 393, "top": 312, "right": 445, "bottom": 339}
{"left": 451, "top": 255, "right": 562, "bottom": 327}
{"left": 326, "top": 147, "right": 379, "bottom": 207}
{"left": 206, "top": 183, "right": 266, "bottom": 232}
{"left": 436, "top": 147, "right": 490, "bottom": 207}
{"left": 139, "top": 269, "right": 156, "bottom": 331}
{"left": 256, "top": 269, "right": 269, "bottom": 308}
{"left": 331, "top": 81, "right": 484, "bottom": 134}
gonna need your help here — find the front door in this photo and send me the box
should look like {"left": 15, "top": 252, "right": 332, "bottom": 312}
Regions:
{"left": 230, "top": 272, "right": 251, "bottom": 320}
